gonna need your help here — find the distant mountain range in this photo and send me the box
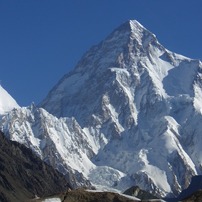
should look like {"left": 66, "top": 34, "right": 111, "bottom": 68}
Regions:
{"left": 1, "top": 20, "right": 202, "bottom": 200}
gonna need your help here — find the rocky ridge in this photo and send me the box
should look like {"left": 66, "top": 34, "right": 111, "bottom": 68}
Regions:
{"left": 0, "top": 131, "right": 70, "bottom": 202}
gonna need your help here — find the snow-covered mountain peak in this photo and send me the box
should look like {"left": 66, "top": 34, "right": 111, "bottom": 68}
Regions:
{"left": 109, "top": 19, "right": 158, "bottom": 51}
{"left": 129, "top": 20, "right": 156, "bottom": 42}
{"left": 0, "top": 85, "right": 19, "bottom": 115}
{"left": 38, "top": 20, "right": 202, "bottom": 197}
{"left": 40, "top": 20, "right": 180, "bottom": 119}
{"left": 112, "top": 20, "right": 154, "bottom": 40}
{"left": 2, "top": 20, "right": 202, "bottom": 198}
{"left": 129, "top": 19, "right": 143, "bottom": 28}
{"left": 72, "top": 20, "right": 160, "bottom": 74}
{"left": 112, "top": 19, "right": 144, "bottom": 35}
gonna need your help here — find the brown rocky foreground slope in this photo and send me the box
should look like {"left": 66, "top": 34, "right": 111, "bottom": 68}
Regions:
{"left": 61, "top": 189, "right": 139, "bottom": 202}
{"left": 36, "top": 189, "right": 139, "bottom": 202}
{"left": 37, "top": 189, "right": 165, "bottom": 202}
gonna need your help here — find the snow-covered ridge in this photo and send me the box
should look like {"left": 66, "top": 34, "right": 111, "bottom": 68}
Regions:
{"left": 1, "top": 20, "right": 202, "bottom": 198}
{"left": 0, "top": 85, "right": 19, "bottom": 115}
{"left": 1, "top": 104, "right": 95, "bottom": 175}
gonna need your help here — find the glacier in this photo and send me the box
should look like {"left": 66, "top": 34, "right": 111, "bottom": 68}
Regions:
{"left": 1, "top": 20, "right": 202, "bottom": 198}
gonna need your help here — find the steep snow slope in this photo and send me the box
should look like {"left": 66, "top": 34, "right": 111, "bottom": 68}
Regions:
{"left": 1, "top": 20, "right": 202, "bottom": 198}
{"left": 0, "top": 85, "right": 19, "bottom": 115}
{"left": 0, "top": 104, "right": 94, "bottom": 188}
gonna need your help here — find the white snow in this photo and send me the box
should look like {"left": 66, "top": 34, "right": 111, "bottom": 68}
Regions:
{"left": 119, "top": 193, "right": 141, "bottom": 201}
{"left": 193, "top": 82, "right": 202, "bottom": 113}
{"left": 163, "top": 59, "right": 197, "bottom": 97}
{"left": 88, "top": 166, "right": 131, "bottom": 191}
{"left": 113, "top": 68, "right": 138, "bottom": 123}
{"left": 138, "top": 149, "right": 171, "bottom": 193}
{"left": 106, "top": 102, "right": 125, "bottom": 133}
{"left": 0, "top": 85, "right": 19, "bottom": 115}
{"left": 42, "top": 198, "right": 61, "bottom": 202}
{"left": 86, "top": 189, "right": 141, "bottom": 201}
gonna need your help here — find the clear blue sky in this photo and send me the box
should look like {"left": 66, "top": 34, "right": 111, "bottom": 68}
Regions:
{"left": 1, "top": 0, "right": 202, "bottom": 106}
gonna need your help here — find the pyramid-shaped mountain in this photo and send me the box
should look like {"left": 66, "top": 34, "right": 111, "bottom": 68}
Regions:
{"left": 1, "top": 20, "right": 202, "bottom": 198}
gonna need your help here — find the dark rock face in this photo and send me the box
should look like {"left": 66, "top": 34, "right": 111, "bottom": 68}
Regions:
{"left": 181, "top": 190, "right": 202, "bottom": 202}
{"left": 177, "top": 175, "right": 202, "bottom": 201}
{"left": 0, "top": 131, "right": 70, "bottom": 202}
{"left": 123, "top": 186, "right": 158, "bottom": 200}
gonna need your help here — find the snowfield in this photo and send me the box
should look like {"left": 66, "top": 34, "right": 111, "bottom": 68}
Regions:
{"left": 0, "top": 85, "right": 19, "bottom": 115}
{"left": 42, "top": 198, "right": 61, "bottom": 202}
